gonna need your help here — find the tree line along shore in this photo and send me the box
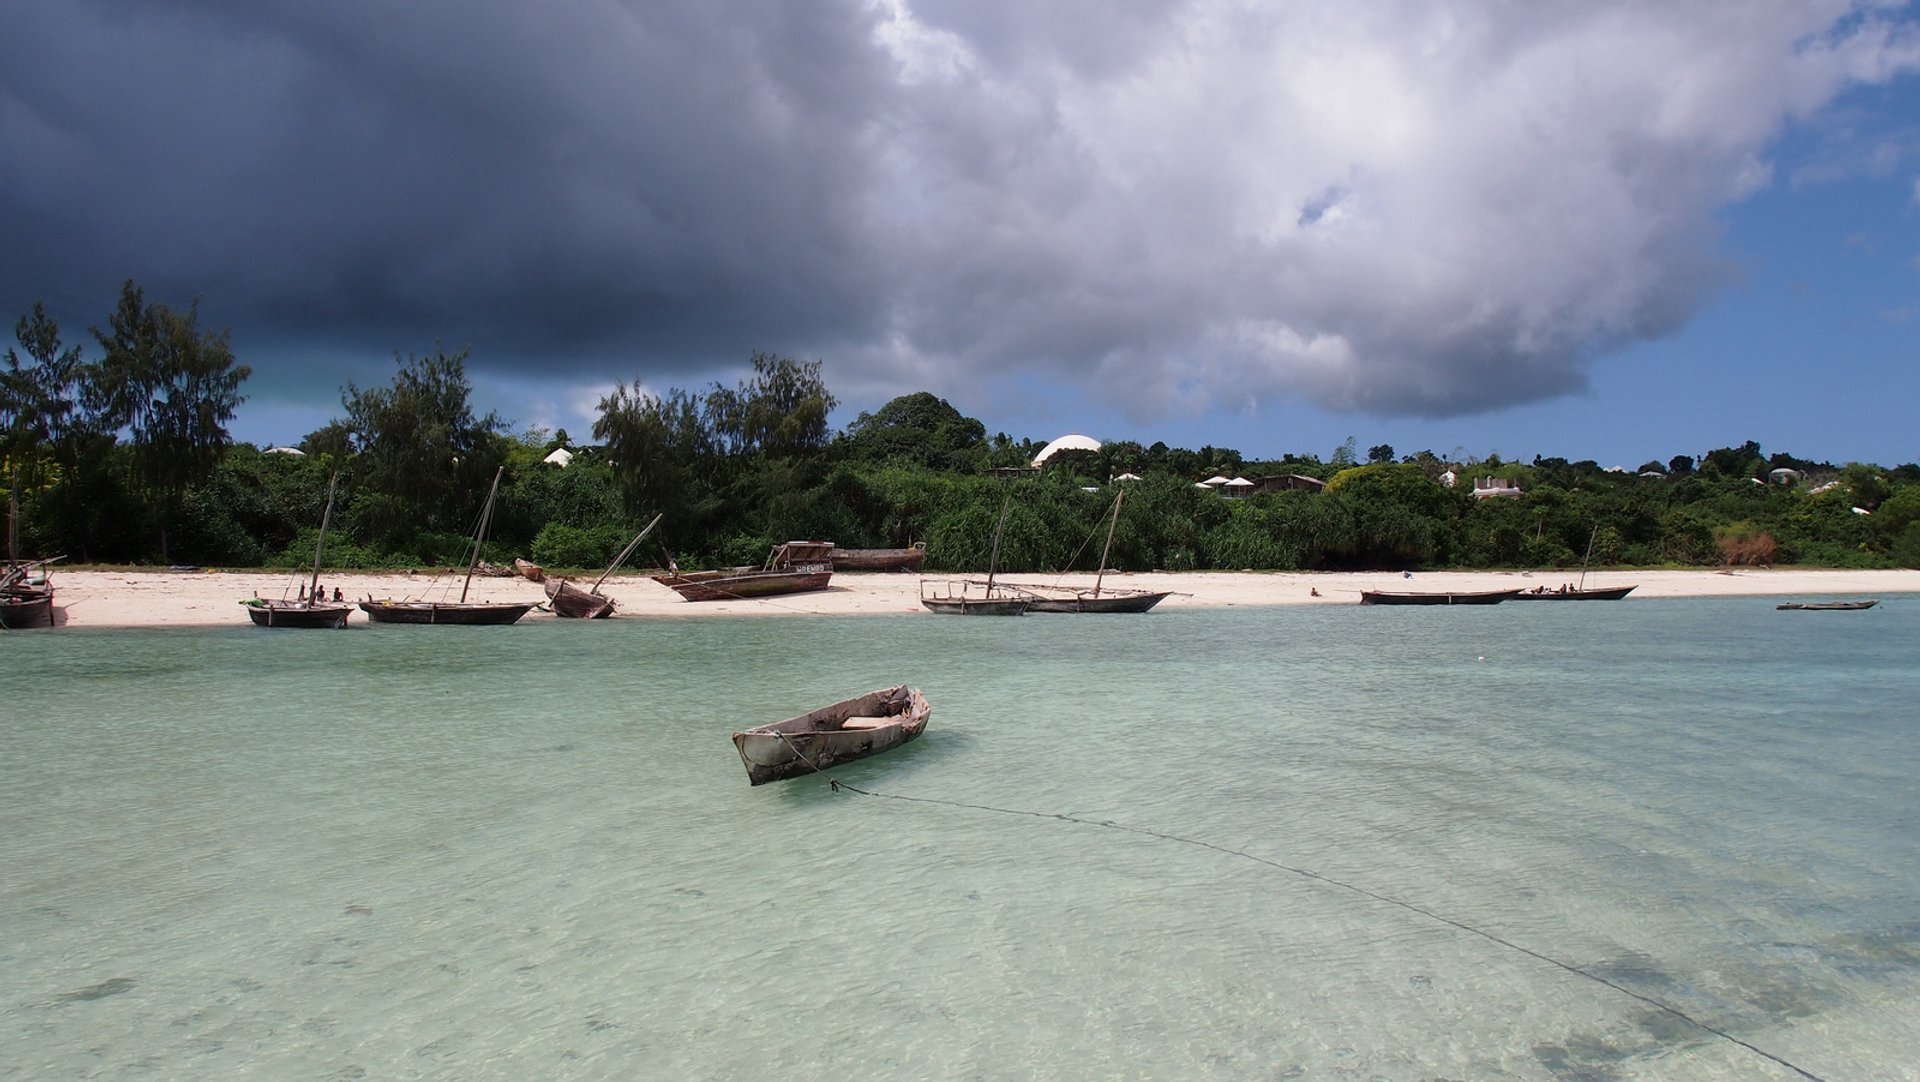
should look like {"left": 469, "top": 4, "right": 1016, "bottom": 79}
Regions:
{"left": 7, "top": 283, "right": 1920, "bottom": 577}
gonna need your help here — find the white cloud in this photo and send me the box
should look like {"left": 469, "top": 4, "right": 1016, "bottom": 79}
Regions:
{"left": 858, "top": 0, "right": 1920, "bottom": 416}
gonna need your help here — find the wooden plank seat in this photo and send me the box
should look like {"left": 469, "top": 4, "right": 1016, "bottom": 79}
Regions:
{"left": 839, "top": 716, "right": 891, "bottom": 731}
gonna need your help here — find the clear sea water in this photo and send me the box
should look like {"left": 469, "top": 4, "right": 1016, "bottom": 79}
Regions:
{"left": 3, "top": 599, "right": 1916, "bottom": 1080}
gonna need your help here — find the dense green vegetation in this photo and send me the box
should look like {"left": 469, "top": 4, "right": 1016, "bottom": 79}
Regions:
{"left": 7, "top": 290, "right": 1920, "bottom": 573}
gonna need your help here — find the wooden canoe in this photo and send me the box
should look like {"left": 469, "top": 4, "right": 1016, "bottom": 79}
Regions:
{"left": 1776, "top": 600, "right": 1878, "bottom": 610}
{"left": 832, "top": 545, "right": 926, "bottom": 572}
{"left": 1359, "top": 588, "right": 1525, "bottom": 605}
{"left": 731, "top": 685, "right": 931, "bottom": 785}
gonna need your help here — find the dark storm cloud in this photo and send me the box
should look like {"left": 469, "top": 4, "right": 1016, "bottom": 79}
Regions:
{"left": 4, "top": 1, "right": 1918, "bottom": 424}
{"left": 3, "top": 0, "right": 895, "bottom": 381}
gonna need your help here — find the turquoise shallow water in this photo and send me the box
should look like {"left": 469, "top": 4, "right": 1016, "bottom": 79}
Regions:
{"left": 3, "top": 599, "right": 1917, "bottom": 1079}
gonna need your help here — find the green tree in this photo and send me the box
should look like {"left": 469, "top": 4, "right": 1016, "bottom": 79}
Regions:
{"left": 3, "top": 302, "right": 87, "bottom": 488}
{"left": 90, "top": 281, "right": 251, "bottom": 560}
{"left": 839, "top": 391, "right": 986, "bottom": 471}
{"left": 594, "top": 383, "right": 715, "bottom": 530}
{"left": 705, "top": 351, "right": 836, "bottom": 459}
{"left": 342, "top": 345, "right": 503, "bottom": 542}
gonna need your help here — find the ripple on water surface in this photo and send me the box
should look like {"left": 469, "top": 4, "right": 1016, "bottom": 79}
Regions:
{"left": 2, "top": 600, "right": 1916, "bottom": 1078}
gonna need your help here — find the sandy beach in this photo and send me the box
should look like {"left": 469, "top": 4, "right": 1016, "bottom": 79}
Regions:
{"left": 25, "top": 565, "right": 1920, "bottom": 627}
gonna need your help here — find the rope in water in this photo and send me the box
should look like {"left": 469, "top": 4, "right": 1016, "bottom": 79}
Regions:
{"left": 821, "top": 776, "right": 1825, "bottom": 1082}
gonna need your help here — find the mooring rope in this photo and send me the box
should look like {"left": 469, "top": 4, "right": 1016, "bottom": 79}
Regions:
{"left": 823, "top": 778, "right": 1825, "bottom": 1082}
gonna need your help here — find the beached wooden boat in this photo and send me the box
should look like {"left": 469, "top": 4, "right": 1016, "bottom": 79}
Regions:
{"left": 544, "top": 577, "right": 615, "bottom": 618}
{"left": 1010, "top": 490, "right": 1171, "bottom": 614}
{"left": 1026, "top": 588, "right": 1168, "bottom": 613}
{"left": 2, "top": 492, "right": 58, "bottom": 629}
{"left": 832, "top": 544, "right": 926, "bottom": 572}
{"left": 1776, "top": 600, "right": 1878, "bottom": 611}
{"left": 1509, "top": 585, "right": 1638, "bottom": 601}
{"left": 1508, "top": 529, "right": 1637, "bottom": 602}
{"left": 357, "top": 598, "right": 535, "bottom": 624}
{"left": 653, "top": 540, "right": 834, "bottom": 602}
{"left": 243, "top": 597, "right": 352, "bottom": 628}
{"left": 1359, "top": 588, "right": 1525, "bottom": 605}
{"left": 1, "top": 569, "right": 55, "bottom": 629}
{"left": 544, "top": 514, "right": 662, "bottom": 618}
{"left": 731, "top": 685, "right": 931, "bottom": 785}
{"left": 244, "top": 473, "right": 354, "bottom": 629}
{"left": 360, "top": 467, "right": 535, "bottom": 626}
{"left": 919, "top": 578, "right": 1031, "bottom": 615}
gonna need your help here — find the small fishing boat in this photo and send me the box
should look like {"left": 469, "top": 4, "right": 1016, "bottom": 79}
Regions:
{"left": 544, "top": 513, "right": 662, "bottom": 618}
{"left": 832, "top": 544, "right": 926, "bottom": 572}
{"left": 1359, "top": 588, "right": 1525, "bottom": 606}
{"left": 1, "top": 492, "right": 57, "bottom": 629}
{"left": 1508, "top": 529, "right": 1637, "bottom": 601}
{"left": 731, "top": 685, "right": 931, "bottom": 785}
{"left": 243, "top": 473, "right": 354, "bottom": 628}
{"left": 1776, "top": 600, "right": 1878, "bottom": 611}
{"left": 1, "top": 565, "right": 55, "bottom": 629}
{"left": 1010, "top": 490, "right": 1172, "bottom": 614}
{"left": 922, "top": 487, "right": 1030, "bottom": 615}
{"left": 919, "top": 578, "right": 1031, "bottom": 615}
{"left": 652, "top": 541, "right": 834, "bottom": 602}
{"left": 360, "top": 467, "right": 536, "bottom": 625}
{"left": 1510, "top": 585, "right": 1638, "bottom": 601}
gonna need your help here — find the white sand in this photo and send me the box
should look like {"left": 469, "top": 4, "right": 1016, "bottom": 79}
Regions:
{"left": 34, "top": 566, "right": 1920, "bottom": 627}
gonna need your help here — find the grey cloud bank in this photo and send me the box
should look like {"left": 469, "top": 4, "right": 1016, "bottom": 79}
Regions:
{"left": 5, "top": 0, "right": 1916, "bottom": 425}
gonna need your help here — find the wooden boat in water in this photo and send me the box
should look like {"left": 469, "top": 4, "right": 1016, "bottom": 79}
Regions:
{"left": 653, "top": 540, "right": 834, "bottom": 602}
{"left": 244, "top": 473, "right": 354, "bottom": 629}
{"left": 832, "top": 544, "right": 926, "bottom": 572}
{"left": 1777, "top": 600, "right": 1878, "bottom": 611}
{"left": 544, "top": 514, "right": 662, "bottom": 618}
{"left": 360, "top": 467, "right": 536, "bottom": 626}
{"left": 731, "top": 685, "right": 931, "bottom": 785}
{"left": 1509, "top": 584, "right": 1638, "bottom": 601}
{"left": 1359, "top": 588, "right": 1525, "bottom": 605}
{"left": 1009, "top": 490, "right": 1171, "bottom": 614}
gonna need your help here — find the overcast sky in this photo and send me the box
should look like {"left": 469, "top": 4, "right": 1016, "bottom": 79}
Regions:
{"left": 5, "top": 1, "right": 1919, "bottom": 466}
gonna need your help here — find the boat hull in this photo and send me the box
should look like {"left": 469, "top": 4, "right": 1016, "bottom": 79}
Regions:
{"left": 545, "top": 578, "right": 615, "bottom": 618}
{"left": 0, "top": 590, "right": 54, "bottom": 629}
{"left": 652, "top": 569, "right": 831, "bottom": 602}
{"left": 1777, "top": 600, "right": 1878, "bottom": 610}
{"left": 358, "top": 600, "right": 534, "bottom": 624}
{"left": 1022, "top": 589, "right": 1169, "bottom": 613}
{"left": 732, "top": 685, "right": 930, "bottom": 785}
{"left": 919, "top": 579, "right": 1028, "bottom": 615}
{"left": 920, "top": 597, "right": 1030, "bottom": 615}
{"left": 243, "top": 599, "right": 352, "bottom": 628}
{"left": 1360, "top": 588, "right": 1524, "bottom": 605}
{"left": 832, "top": 546, "right": 926, "bottom": 572}
{"left": 1509, "top": 585, "right": 1638, "bottom": 601}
